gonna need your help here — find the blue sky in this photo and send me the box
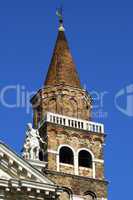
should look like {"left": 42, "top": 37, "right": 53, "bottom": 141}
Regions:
{"left": 0, "top": 0, "right": 133, "bottom": 199}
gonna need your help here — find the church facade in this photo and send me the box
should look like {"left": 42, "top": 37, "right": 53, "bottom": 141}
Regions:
{"left": 0, "top": 17, "right": 108, "bottom": 200}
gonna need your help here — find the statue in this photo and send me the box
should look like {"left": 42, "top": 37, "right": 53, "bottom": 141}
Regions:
{"left": 22, "top": 123, "right": 46, "bottom": 161}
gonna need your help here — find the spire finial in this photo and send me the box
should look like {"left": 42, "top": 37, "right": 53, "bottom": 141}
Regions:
{"left": 56, "top": 6, "right": 65, "bottom": 31}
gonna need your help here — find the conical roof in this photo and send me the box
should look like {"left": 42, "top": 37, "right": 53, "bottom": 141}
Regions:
{"left": 44, "top": 28, "right": 81, "bottom": 88}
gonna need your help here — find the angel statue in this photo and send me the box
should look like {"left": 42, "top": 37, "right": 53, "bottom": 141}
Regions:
{"left": 22, "top": 123, "right": 46, "bottom": 161}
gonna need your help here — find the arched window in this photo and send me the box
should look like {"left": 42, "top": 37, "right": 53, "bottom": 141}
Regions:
{"left": 84, "top": 191, "right": 97, "bottom": 200}
{"left": 78, "top": 150, "right": 92, "bottom": 168}
{"left": 59, "top": 147, "right": 74, "bottom": 165}
{"left": 59, "top": 188, "right": 72, "bottom": 200}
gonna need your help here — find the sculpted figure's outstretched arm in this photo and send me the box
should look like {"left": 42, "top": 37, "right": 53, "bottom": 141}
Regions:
{"left": 39, "top": 137, "right": 47, "bottom": 144}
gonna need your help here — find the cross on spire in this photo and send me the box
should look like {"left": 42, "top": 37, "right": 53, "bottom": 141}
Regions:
{"left": 56, "top": 7, "right": 65, "bottom": 31}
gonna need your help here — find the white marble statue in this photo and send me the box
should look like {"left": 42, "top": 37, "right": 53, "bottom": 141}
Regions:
{"left": 22, "top": 123, "right": 45, "bottom": 161}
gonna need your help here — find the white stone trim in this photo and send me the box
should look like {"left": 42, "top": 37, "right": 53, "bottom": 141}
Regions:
{"left": 59, "top": 163, "right": 74, "bottom": 167}
{"left": 94, "top": 159, "right": 104, "bottom": 164}
{"left": 5, "top": 188, "right": 10, "bottom": 192}
{"left": 74, "top": 154, "right": 79, "bottom": 175}
{"left": 28, "top": 196, "right": 44, "bottom": 200}
{"left": 57, "top": 153, "right": 60, "bottom": 172}
{"left": 97, "top": 199, "right": 108, "bottom": 200}
{"left": 18, "top": 166, "right": 23, "bottom": 171}
{"left": 92, "top": 161, "right": 96, "bottom": 179}
{"left": 47, "top": 149, "right": 58, "bottom": 154}
{"left": 77, "top": 148, "right": 95, "bottom": 160}
{"left": 28, "top": 160, "right": 47, "bottom": 168}
{"left": 0, "top": 179, "right": 57, "bottom": 192}
{"left": 39, "top": 112, "right": 104, "bottom": 133}
{"left": 0, "top": 169, "right": 12, "bottom": 180}
{"left": 72, "top": 195, "right": 84, "bottom": 200}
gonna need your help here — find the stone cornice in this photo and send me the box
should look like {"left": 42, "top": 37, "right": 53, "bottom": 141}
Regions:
{"left": 45, "top": 170, "right": 109, "bottom": 185}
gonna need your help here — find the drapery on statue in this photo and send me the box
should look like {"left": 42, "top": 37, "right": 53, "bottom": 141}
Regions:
{"left": 22, "top": 123, "right": 46, "bottom": 161}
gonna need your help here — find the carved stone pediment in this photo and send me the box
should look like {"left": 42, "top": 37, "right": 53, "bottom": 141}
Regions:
{"left": 0, "top": 141, "right": 53, "bottom": 185}
{"left": 0, "top": 168, "right": 12, "bottom": 180}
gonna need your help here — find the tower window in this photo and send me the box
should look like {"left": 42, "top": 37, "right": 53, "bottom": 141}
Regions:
{"left": 59, "top": 147, "right": 74, "bottom": 165}
{"left": 78, "top": 150, "right": 92, "bottom": 168}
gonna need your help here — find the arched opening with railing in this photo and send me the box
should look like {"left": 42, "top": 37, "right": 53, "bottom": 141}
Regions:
{"left": 57, "top": 145, "right": 75, "bottom": 174}
{"left": 78, "top": 148, "right": 95, "bottom": 178}
{"left": 78, "top": 150, "right": 92, "bottom": 168}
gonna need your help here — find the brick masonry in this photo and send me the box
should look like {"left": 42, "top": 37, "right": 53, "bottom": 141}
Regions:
{"left": 31, "top": 29, "right": 108, "bottom": 199}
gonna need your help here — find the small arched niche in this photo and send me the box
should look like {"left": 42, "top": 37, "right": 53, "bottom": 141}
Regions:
{"left": 70, "top": 98, "right": 78, "bottom": 118}
{"left": 48, "top": 98, "right": 56, "bottom": 113}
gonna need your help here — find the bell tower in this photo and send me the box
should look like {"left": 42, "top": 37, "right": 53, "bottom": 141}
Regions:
{"left": 30, "top": 11, "right": 108, "bottom": 200}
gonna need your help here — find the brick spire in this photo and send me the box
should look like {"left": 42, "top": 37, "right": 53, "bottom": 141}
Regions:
{"left": 44, "top": 19, "right": 81, "bottom": 88}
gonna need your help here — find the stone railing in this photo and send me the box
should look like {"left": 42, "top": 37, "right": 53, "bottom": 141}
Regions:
{"left": 39, "top": 112, "right": 104, "bottom": 134}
